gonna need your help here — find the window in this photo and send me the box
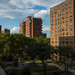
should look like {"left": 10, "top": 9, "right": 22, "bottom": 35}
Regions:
{"left": 62, "top": 12, "right": 64, "bottom": 15}
{"left": 70, "top": 28, "right": 72, "bottom": 31}
{"left": 66, "top": 3, "right": 68, "bottom": 5}
{"left": 62, "top": 8, "right": 64, "bottom": 11}
{"left": 63, "top": 41, "right": 65, "bottom": 44}
{"left": 66, "top": 32, "right": 68, "bottom": 35}
{"left": 62, "top": 29, "right": 64, "bottom": 31}
{"left": 70, "top": 9, "right": 72, "bottom": 12}
{"left": 70, "top": 32, "right": 72, "bottom": 35}
{"left": 66, "top": 11, "right": 68, "bottom": 14}
{"left": 52, "top": 9, "right": 54, "bottom": 11}
{"left": 63, "top": 21, "right": 64, "bottom": 23}
{"left": 66, "top": 41, "right": 69, "bottom": 44}
{"left": 55, "top": 41, "right": 57, "bottom": 43}
{"left": 62, "top": 16, "right": 64, "bottom": 19}
{"left": 70, "top": 37, "right": 72, "bottom": 40}
{"left": 52, "top": 41, "right": 54, "bottom": 43}
{"left": 70, "top": 18, "right": 72, "bottom": 21}
{"left": 66, "top": 28, "right": 68, "bottom": 31}
{"left": 70, "top": 41, "right": 73, "bottom": 44}
{"left": 66, "top": 15, "right": 68, "bottom": 18}
{"left": 66, "top": 24, "right": 68, "bottom": 26}
{"left": 63, "top": 37, "right": 65, "bottom": 40}
{"left": 66, "top": 37, "right": 69, "bottom": 40}
{"left": 66, "top": 19, "right": 68, "bottom": 22}
{"left": 63, "top": 33, "right": 65, "bottom": 35}
{"left": 70, "top": 23, "right": 72, "bottom": 26}
{"left": 69, "top": 5, "right": 72, "bottom": 8}
{"left": 66, "top": 7, "right": 68, "bottom": 10}
{"left": 70, "top": 1, "right": 72, "bottom": 4}
{"left": 70, "top": 14, "right": 72, "bottom": 17}
{"left": 62, "top": 4, "right": 64, "bottom": 7}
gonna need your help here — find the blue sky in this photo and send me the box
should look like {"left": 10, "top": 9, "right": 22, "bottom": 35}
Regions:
{"left": 0, "top": 0, "right": 65, "bottom": 38}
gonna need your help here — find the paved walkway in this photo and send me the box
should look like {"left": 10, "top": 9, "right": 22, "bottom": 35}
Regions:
{"left": 0, "top": 66, "right": 6, "bottom": 75}
{"left": 47, "top": 63, "right": 75, "bottom": 74}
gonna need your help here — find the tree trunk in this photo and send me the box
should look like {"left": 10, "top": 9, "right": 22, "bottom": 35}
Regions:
{"left": 42, "top": 60, "right": 46, "bottom": 75}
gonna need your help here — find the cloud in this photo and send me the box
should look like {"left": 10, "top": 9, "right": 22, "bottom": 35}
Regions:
{"left": 10, "top": 27, "right": 20, "bottom": 33}
{"left": 0, "top": 0, "right": 65, "bottom": 19}
{"left": 34, "top": 9, "right": 49, "bottom": 19}
{"left": 42, "top": 26, "right": 50, "bottom": 32}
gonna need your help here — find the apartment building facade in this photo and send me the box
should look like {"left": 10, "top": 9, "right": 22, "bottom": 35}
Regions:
{"left": 50, "top": 0, "right": 75, "bottom": 48}
{"left": 20, "top": 16, "right": 46, "bottom": 38}
{"left": 0, "top": 25, "right": 1, "bottom": 33}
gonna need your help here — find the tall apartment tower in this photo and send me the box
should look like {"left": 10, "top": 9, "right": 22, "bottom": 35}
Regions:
{"left": 20, "top": 20, "right": 26, "bottom": 36}
{"left": 20, "top": 16, "right": 42, "bottom": 38}
{"left": 50, "top": 0, "right": 75, "bottom": 48}
{"left": 0, "top": 25, "right": 1, "bottom": 33}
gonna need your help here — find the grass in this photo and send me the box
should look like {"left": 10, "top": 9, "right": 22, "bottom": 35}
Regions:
{"left": 0, "top": 62, "right": 12, "bottom": 69}
{"left": 6, "top": 69, "right": 23, "bottom": 75}
{"left": 30, "top": 66, "right": 59, "bottom": 72}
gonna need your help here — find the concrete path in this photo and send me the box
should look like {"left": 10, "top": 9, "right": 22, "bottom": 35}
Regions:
{"left": 0, "top": 66, "right": 6, "bottom": 75}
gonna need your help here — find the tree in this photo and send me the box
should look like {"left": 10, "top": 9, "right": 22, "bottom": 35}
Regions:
{"left": 26, "top": 37, "right": 52, "bottom": 75}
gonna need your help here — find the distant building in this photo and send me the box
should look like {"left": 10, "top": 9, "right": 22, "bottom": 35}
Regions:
{"left": 50, "top": 0, "right": 75, "bottom": 48}
{"left": 2, "top": 29, "right": 10, "bottom": 33}
{"left": 20, "top": 20, "right": 26, "bottom": 36}
{"left": 20, "top": 16, "right": 46, "bottom": 38}
{"left": 0, "top": 25, "right": 1, "bottom": 33}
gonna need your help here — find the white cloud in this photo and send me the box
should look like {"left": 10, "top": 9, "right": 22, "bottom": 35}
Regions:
{"left": 10, "top": 27, "right": 20, "bottom": 33}
{"left": 0, "top": 0, "right": 65, "bottom": 19}
{"left": 42, "top": 26, "right": 50, "bottom": 32}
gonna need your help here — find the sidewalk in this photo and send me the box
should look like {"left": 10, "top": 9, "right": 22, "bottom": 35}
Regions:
{"left": 0, "top": 66, "right": 6, "bottom": 75}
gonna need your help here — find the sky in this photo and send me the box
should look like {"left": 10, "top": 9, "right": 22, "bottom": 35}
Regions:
{"left": 0, "top": 0, "right": 65, "bottom": 38}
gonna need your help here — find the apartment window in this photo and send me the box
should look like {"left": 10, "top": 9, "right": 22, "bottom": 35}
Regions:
{"left": 66, "top": 19, "right": 68, "bottom": 22}
{"left": 66, "top": 32, "right": 68, "bottom": 35}
{"left": 70, "top": 23, "right": 72, "bottom": 26}
{"left": 58, "top": 10, "right": 59, "bottom": 13}
{"left": 52, "top": 41, "right": 54, "bottom": 43}
{"left": 70, "top": 1, "right": 72, "bottom": 4}
{"left": 66, "top": 15, "right": 68, "bottom": 18}
{"left": 70, "top": 14, "right": 72, "bottom": 17}
{"left": 70, "top": 9, "right": 72, "bottom": 12}
{"left": 55, "top": 11, "right": 57, "bottom": 14}
{"left": 66, "top": 24, "right": 68, "bottom": 26}
{"left": 70, "top": 37, "right": 72, "bottom": 40}
{"left": 63, "top": 41, "right": 65, "bottom": 44}
{"left": 66, "top": 11, "right": 68, "bottom": 14}
{"left": 52, "top": 9, "right": 54, "bottom": 11}
{"left": 63, "top": 25, "right": 64, "bottom": 27}
{"left": 66, "top": 3, "right": 68, "bottom": 5}
{"left": 66, "top": 7, "right": 68, "bottom": 10}
{"left": 70, "top": 18, "right": 72, "bottom": 21}
{"left": 62, "top": 8, "right": 64, "bottom": 11}
{"left": 70, "top": 41, "right": 73, "bottom": 44}
{"left": 63, "top": 33, "right": 65, "bottom": 35}
{"left": 62, "top": 17, "right": 64, "bottom": 19}
{"left": 70, "top": 28, "right": 72, "bottom": 31}
{"left": 63, "top": 37, "right": 65, "bottom": 40}
{"left": 70, "top": 32, "right": 72, "bottom": 35}
{"left": 62, "top": 21, "right": 64, "bottom": 23}
{"left": 55, "top": 41, "right": 57, "bottom": 43}
{"left": 62, "top": 4, "right": 64, "bottom": 7}
{"left": 62, "top": 12, "right": 64, "bottom": 15}
{"left": 66, "top": 28, "right": 68, "bottom": 31}
{"left": 69, "top": 5, "right": 72, "bottom": 8}
{"left": 62, "top": 29, "right": 64, "bottom": 31}
{"left": 66, "top": 41, "right": 69, "bottom": 44}
{"left": 66, "top": 37, "right": 69, "bottom": 40}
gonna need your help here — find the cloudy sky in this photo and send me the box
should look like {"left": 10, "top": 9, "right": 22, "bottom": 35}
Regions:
{"left": 0, "top": 0, "right": 65, "bottom": 38}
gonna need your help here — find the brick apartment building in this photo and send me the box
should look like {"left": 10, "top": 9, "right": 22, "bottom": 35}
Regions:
{"left": 50, "top": 0, "right": 75, "bottom": 48}
{"left": 20, "top": 16, "right": 46, "bottom": 38}
{"left": 2, "top": 29, "right": 10, "bottom": 33}
{"left": 0, "top": 25, "right": 1, "bottom": 33}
